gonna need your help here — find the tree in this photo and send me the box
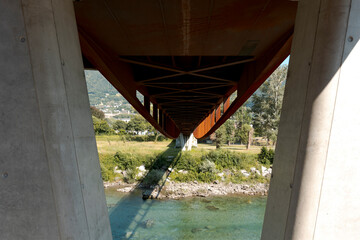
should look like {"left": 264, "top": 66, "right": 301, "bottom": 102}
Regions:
{"left": 251, "top": 65, "right": 287, "bottom": 145}
{"left": 236, "top": 124, "right": 252, "bottom": 146}
{"left": 224, "top": 120, "right": 235, "bottom": 145}
{"left": 215, "top": 125, "right": 226, "bottom": 149}
{"left": 92, "top": 116, "right": 113, "bottom": 134}
{"left": 234, "top": 106, "right": 252, "bottom": 145}
{"left": 113, "top": 120, "right": 127, "bottom": 131}
{"left": 90, "top": 106, "right": 105, "bottom": 120}
{"left": 126, "top": 114, "right": 151, "bottom": 134}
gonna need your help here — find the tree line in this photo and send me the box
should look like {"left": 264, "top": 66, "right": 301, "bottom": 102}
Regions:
{"left": 215, "top": 65, "right": 287, "bottom": 148}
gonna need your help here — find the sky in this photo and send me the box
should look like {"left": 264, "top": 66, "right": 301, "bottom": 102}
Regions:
{"left": 281, "top": 55, "right": 290, "bottom": 65}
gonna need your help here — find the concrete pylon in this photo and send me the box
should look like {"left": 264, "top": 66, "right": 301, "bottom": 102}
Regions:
{"left": 262, "top": 0, "right": 360, "bottom": 239}
{"left": 176, "top": 133, "right": 198, "bottom": 151}
{"left": 0, "top": 0, "right": 111, "bottom": 239}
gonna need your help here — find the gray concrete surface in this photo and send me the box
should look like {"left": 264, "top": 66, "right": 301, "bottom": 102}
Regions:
{"left": 0, "top": 0, "right": 112, "bottom": 239}
{"left": 175, "top": 133, "right": 197, "bottom": 151}
{"left": 262, "top": 0, "right": 360, "bottom": 239}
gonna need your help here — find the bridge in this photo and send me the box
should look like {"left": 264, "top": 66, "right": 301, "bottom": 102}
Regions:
{"left": 76, "top": 0, "right": 294, "bottom": 140}
{"left": 1, "top": 0, "right": 359, "bottom": 239}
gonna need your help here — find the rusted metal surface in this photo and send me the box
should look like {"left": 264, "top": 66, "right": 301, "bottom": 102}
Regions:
{"left": 74, "top": 0, "right": 297, "bottom": 138}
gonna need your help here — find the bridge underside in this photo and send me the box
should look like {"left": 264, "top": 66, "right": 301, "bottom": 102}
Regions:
{"left": 75, "top": 0, "right": 297, "bottom": 138}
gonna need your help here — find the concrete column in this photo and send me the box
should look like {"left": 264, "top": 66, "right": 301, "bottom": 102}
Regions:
{"left": 0, "top": 1, "right": 111, "bottom": 239}
{"left": 262, "top": 0, "right": 360, "bottom": 239}
{"left": 176, "top": 133, "right": 197, "bottom": 151}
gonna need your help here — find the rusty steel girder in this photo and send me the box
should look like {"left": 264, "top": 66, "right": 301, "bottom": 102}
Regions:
{"left": 74, "top": 0, "right": 297, "bottom": 139}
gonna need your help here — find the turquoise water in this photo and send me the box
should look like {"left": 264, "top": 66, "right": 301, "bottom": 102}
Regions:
{"left": 106, "top": 188, "right": 266, "bottom": 240}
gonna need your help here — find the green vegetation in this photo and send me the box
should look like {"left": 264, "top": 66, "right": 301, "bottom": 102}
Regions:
{"left": 90, "top": 65, "right": 287, "bottom": 186}
{"left": 251, "top": 65, "right": 287, "bottom": 145}
{"left": 257, "top": 147, "right": 275, "bottom": 165}
{"left": 97, "top": 138, "right": 269, "bottom": 185}
{"left": 92, "top": 116, "right": 114, "bottom": 135}
{"left": 213, "top": 65, "right": 287, "bottom": 147}
{"left": 86, "top": 71, "right": 132, "bottom": 111}
{"left": 90, "top": 106, "right": 105, "bottom": 120}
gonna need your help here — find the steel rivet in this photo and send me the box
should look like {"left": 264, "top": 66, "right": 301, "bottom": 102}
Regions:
{"left": 348, "top": 36, "right": 354, "bottom": 42}
{"left": 20, "top": 37, "right": 26, "bottom": 43}
{"left": 2, "top": 172, "right": 8, "bottom": 179}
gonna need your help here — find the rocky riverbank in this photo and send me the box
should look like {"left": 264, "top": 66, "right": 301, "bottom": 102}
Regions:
{"left": 104, "top": 180, "right": 269, "bottom": 199}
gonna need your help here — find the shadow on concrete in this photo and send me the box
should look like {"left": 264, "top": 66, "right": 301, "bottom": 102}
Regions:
{"left": 107, "top": 141, "right": 182, "bottom": 239}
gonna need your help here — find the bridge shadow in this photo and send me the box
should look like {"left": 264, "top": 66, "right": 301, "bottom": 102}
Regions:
{"left": 108, "top": 141, "right": 182, "bottom": 239}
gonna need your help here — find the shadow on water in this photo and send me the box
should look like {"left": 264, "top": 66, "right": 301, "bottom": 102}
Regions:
{"left": 108, "top": 140, "right": 182, "bottom": 239}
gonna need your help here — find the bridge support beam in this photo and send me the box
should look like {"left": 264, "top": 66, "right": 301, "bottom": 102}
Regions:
{"left": 176, "top": 133, "right": 197, "bottom": 151}
{"left": 0, "top": 0, "right": 111, "bottom": 239}
{"left": 262, "top": 0, "right": 360, "bottom": 239}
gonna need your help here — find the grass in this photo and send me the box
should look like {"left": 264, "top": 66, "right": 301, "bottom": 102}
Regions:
{"left": 95, "top": 135, "right": 265, "bottom": 156}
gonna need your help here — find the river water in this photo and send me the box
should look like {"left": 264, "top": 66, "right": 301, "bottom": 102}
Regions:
{"left": 105, "top": 188, "right": 266, "bottom": 240}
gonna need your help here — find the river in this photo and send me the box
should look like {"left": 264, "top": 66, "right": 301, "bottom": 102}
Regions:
{"left": 105, "top": 188, "right": 266, "bottom": 240}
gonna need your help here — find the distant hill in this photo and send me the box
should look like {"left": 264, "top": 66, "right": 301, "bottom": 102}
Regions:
{"left": 85, "top": 70, "right": 134, "bottom": 114}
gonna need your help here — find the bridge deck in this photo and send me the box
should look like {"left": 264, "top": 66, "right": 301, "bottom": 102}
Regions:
{"left": 74, "top": 0, "right": 297, "bottom": 138}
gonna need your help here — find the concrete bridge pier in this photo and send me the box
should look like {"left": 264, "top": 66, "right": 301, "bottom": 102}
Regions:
{"left": 175, "top": 133, "right": 198, "bottom": 151}
{"left": 262, "top": 0, "right": 360, "bottom": 239}
{"left": 0, "top": 0, "right": 111, "bottom": 239}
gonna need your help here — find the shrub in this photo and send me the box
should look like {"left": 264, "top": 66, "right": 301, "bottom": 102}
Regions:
{"left": 123, "top": 168, "right": 137, "bottom": 183}
{"left": 114, "top": 151, "right": 139, "bottom": 170}
{"left": 175, "top": 152, "right": 202, "bottom": 172}
{"left": 257, "top": 147, "right": 275, "bottom": 165}
{"left": 196, "top": 172, "right": 219, "bottom": 183}
{"left": 171, "top": 171, "right": 197, "bottom": 182}
{"left": 202, "top": 150, "right": 257, "bottom": 170}
{"left": 99, "top": 154, "right": 117, "bottom": 181}
{"left": 199, "top": 160, "right": 217, "bottom": 173}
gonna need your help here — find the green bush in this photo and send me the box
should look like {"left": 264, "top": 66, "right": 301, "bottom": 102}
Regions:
{"left": 171, "top": 171, "right": 197, "bottom": 182}
{"left": 114, "top": 151, "right": 139, "bottom": 170}
{"left": 175, "top": 152, "right": 202, "bottom": 172}
{"left": 199, "top": 160, "right": 217, "bottom": 173}
{"left": 123, "top": 168, "right": 138, "bottom": 183}
{"left": 257, "top": 147, "right": 275, "bottom": 165}
{"left": 99, "top": 154, "right": 117, "bottom": 181}
{"left": 196, "top": 172, "right": 219, "bottom": 183}
{"left": 202, "top": 150, "right": 257, "bottom": 171}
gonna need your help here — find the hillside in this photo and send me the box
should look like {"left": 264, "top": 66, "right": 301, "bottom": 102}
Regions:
{"left": 85, "top": 70, "right": 135, "bottom": 117}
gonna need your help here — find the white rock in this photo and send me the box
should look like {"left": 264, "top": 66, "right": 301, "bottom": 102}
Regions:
{"left": 117, "top": 187, "right": 133, "bottom": 192}
{"left": 240, "top": 170, "right": 250, "bottom": 177}
{"left": 137, "top": 165, "right": 146, "bottom": 172}
{"left": 243, "top": 173, "right": 250, "bottom": 177}
{"left": 261, "top": 166, "right": 268, "bottom": 176}
{"left": 217, "top": 172, "right": 224, "bottom": 177}
{"left": 250, "top": 167, "right": 256, "bottom": 173}
{"left": 137, "top": 171, "right": 145, "bottom": 178}
{"left": 255, "top": 170, "right": 261, "bottom": 175}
